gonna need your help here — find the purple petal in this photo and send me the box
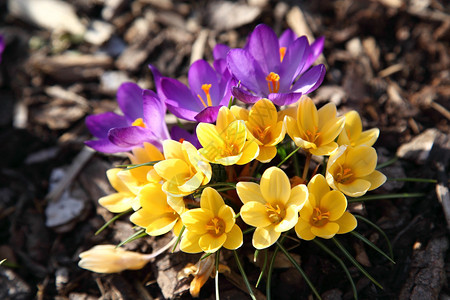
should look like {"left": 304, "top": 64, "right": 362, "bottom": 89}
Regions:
{"left": 194, "top": 106, "right": 222, "bottom": 123}
{"left": 161, "top": 78, "right": 202, "bottom": 111}
{"left": 188, "top": 60, "right": 220, "bottom": 105}
{"left": 85, "top": 139, "right": 133, "bottom": 153}
{"left": 148, "top": 64, "right": 165, "bottom": 100}
{"left": 165, "top": 100, "right": 198, "bottom": 122}
{"left": 247, "top": 24, "right": 280, "bottom": 74}
{"left": 170, "top": 126, "right": 201, "bottom": 149}
{"left": 142, "top": 90, "right": 170, "bottom": 140}
{"left": 302, "top": 36, "right": 325, "bottom": 73}
{"left": 292, "top": 64, "right": 326, "bottom": 94}
{"left": 278, "top": 36, "right": 308, "bottom": 92}
{"left": 279, "top": 29, "right": 297, "bottom": 48}
{"left": 231, "top": 87, "right": 263, "bottom": 104}
{"left": 227, "top": 49, "right": 267, "bottom": 95}
{"left": 85, "top": 112, "right": 128, "bottom": 138}
{"left": 108, "top": 126, "right": 158, "bottom": 148}
{"left": 268, "top": 92, "right": 303, "bottom": 106}
{"left": 213, "top": 59, "right": 229, "bottom": 79}
{"left": 213, "top": 44, "right": 230, "bottom": 60}
{"left": 116, "top": 82, "right": 143, "bottom": 123}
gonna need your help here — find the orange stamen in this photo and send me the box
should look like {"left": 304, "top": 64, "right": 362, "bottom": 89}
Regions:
{"left": 197, "top": 84, "right": 213, "bottom": 108}
{"left": 265, "top": 72, "right": 280, "bottom": 93}
{"left": 132, "top": 118, "right": 146, "bottom": 128}
{"left": 311, "top": 207, "right": 330, "bottom": 227}
{"left": 279, "top": 47, "right": 286, "bottom": 62}
{"left": 179, "top": 138, "right": 185, "bottom": 143}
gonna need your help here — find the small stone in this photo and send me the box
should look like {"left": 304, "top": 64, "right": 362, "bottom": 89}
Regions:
{"left": 396, "top": 128, "right": 439, "bottom": 164}
{"left": 0, "top": 267, "right": 32, "bottom": 300}
{"left": 84, "top": 20, "right": 114, "bottom": 45}
{"left": 100, "top": 71, "right": 131, "bottom": 95}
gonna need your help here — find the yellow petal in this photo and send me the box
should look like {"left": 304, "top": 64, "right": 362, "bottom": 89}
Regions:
{"left": 240, "top": 202, "right": 272, "bottom": 228}
{"left": 252, "top": 225, "right": 280, "bottom": 249}
{"left": 337, "top": 129, "right": 351, "bottom": 146}
{"left": 320, "top": 190, "right": 347, "bottom": 221}
{"left": 181, "top": 208, "right": 214, "bottom": 234}
{"left": 286, "top": 115, "right": 301, "bottom": 141}
{"left": 343, "top": 111, "right": 362, "bottom": 141}
{"left": 178, "top": 172, "right": 204, "bottom": 193}
{"left": 223, "top": 224, "right": 243, "bottom": 250}
{"left": 365, "top": 170, "right": 387, "bottom": 191}
{"left": 311, "top": 222, "right": 339, "bottom": 239}
{"left": 199, "top": 233, "right": 227, "bottom": 253}
{"left": 278, "top": 106, "right": 297, "bottom": 121}
{"left": 317, "top": 102, "right": 337, "bottom": 130}
{"left": 106, "top": 168, "right": 133, "bottom": 193}
{"left": 267, "top": 120, "right": 286, "bottom": 146}
{"left": 248, "top": 99, "right": 277, "bottom": 128}
{"left": 173, "top": 219, "right": 184, "bottom": 236}
{"left": 138, "top": 183, "right": 169, "bottom": 213}
{"left": 216, "top": 106, "right": 236, "bottom": 132}
{"left": 215, "top": 153, "right": 242, "bottom": 166}
{"left": 295, "top": 218, "right": 316, "bottom": 241}
{"left": 154, "top": 158, "right": 190, "bottom": 181}
{"left": 230, "top": 105, "right": 249, "bottom": 121}
{"left": 144, "top": 215, "right": 178, "bottom": 236}
{"left": 260, "top": 167, "right": 291, "bottom": 205}
{"left": 130, "top": 209, "right": 154, "bottom": 228}
{"left": 308, "top": 174, "right": 330, "bottom": 206}
{"left": 180, "top": 231, "right": 203, "bottom": 253}
{"left": 99, "top": 193, "right": 134, "bottom": 213}
{"left": 236, "top": 182, "right": 264, "bottom": 205}
{"left": 167, "top": 196, "right": 187, "bottom": 216}
{"left": 274, "top": 206, "right": 299, "bottom": 232}
{"left": 200, "top": 187, "right": 225, "bottom": 216}
{"left": 197, "top": 123, "right": 225, "bottom": 158}
{"left": 256, "top": 146, "right": 277, "bottom": 163}
{"left": 319, "top": 116, "right": 345, "bottom": 146}
{"left": 298, "top": 97, "right": 318, "bottom": 135}
{"left": 143, "top": 142, "right": 165, "bottom": 160}
{"left": 299, "top": 198, "right": 314, "bottom": 222}
{"left": 218, "top": 205, "right": 236, "bottom": 233}
{"left": 236, "top": 140, "right": 259, "bottom": 165}
{"left": 337, "top": 179, "right": 371, "bottom": 197}
{"left": 358, "top": 128, "right": 380, "bottom": 147}
{"left": 336, "top": 211, "right": 357, "bottom": 234}
{"left": 162, "top": 140, "right": 184, "bottom": 160}
{"left": 287, "top": 184, "right": 308, "bottom": 210}
{"left": 309, "top": 142, "right": 338, "bottom": 156}
{"left": 346, "top": 146, "right": 377, "bottom": 177}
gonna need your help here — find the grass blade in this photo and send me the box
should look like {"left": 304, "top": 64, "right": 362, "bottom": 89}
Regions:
{"left": 215, "top": 250, "right": 220, "bottom": 300}
{"left": 387, "top": 178, "right": 436, "bottom": 183}
{"left": 348, "top": 193, "right": 424, "bottom": 203}
{"left": 256, "top": 250, "right": 268, "bottom": 288}
{"left": 332, "top": 237, "right": 383, "bottom": 290}
{"left": 233, "top": 250, "right": 256, "bottom": 300}
{"left": 376, "top": 157, "right": 398, "bottom": 169}
{"left": 351, "top": 231, "right": 395, "bottom": 264}
{"left": 172, "top": 225, "right": 186, "bottom": 253}
{"left": 355, "top": 215, "right": 393, "bottom": 259}
{"left": 277, "top": 145, "right": 302, "bottom": 168}
{"left": 95, "top": 209, "right": 132, "bottom": 235}
{"left": 313, "top": 239, "right": 357, "bottom": 300}
{"left": 276, "top": 241, "right": 321, "bottom": 300}
{"left": 266, "top": 236, "right": 284, "bottom": 300}
{"left": 115, "top": 161, "right": 161, "bottom": 169}
{"left": 117, "top": 229, "right": 146, "bottom": 248}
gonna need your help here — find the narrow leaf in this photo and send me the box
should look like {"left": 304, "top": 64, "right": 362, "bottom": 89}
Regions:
{"left": 95, "top": 209, "right": 133, "bottom": 235}
{"left": 115, "top": 161, "right": 161, "bottom": 169}
{"left": 256, "top": 250, "right": 268, "bottom": 288}
{"left": 277, "top": 145, "right": 302, "bottom": 168}
{"left": 172, "top": 225, "right": 186, "bottom": 253}
{"left": 355, "top": 215, "right": 394, "bottom": 260}
{"left": 233, "top": 251, "right": 257, "bottom": 300}
{"left": 215, "top": 250, "right": 221, "bottom": 300}
{"left": 117, "top": 229, "right": 146, "bottom": 248}
{"left": 376, "top": 157, "right": 398, "bottom": 169}
{"left": 387, "top": 178, "right": 436, "bottom": 183}
{"left": 351, "top": 231, "right": 395, "bottom": 264}
{"left": 348, "top": 193, "right": 424, "bottom": 203}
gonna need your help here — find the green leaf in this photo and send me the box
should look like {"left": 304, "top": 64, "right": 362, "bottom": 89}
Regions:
{"left": 233, "top": 250, "right": 257, "bottom": 300}
{"left": 95, "top": 209, "right": 133, "bottom": 235}
{"left": 115, "top": 161, "right": 161, "bottom": 169}
{"left": 117, "top": 229, "right": 146, "bottom": 248}
{"left": 256, "top": 250, "right": 268, "bottom": 288}
{"left": 332, "top": 237, "right": 383, "bottom": 290}
{"left": 227, "top": 96, "right": 235, "bottom": 109}
{"left": 276, "top": 241, "right": 322, "bottom": 300}
{"left": 215, "top": 250, "right": 221, "bottom": 300}
{"left": 277, "top": 146, "right": 287, "bottom": 161}
{"left": 172, "top": 225, "right": 186, "bottom": 253}
{"left": 351, "top": 232, "right": 395, "bottom": 264}
{"left": 348, "top": 193, "right": 424, "bottom": 203}
{"left": 313, "top": 239, "right": 357, "bottom": 300}
{"left": 355, "top": 215, "right": 394, "bottom": 260}
{"left": 277, "top": 145, "right": 302, "bottom": 168}
{"left": 201, "top": 251, "right": 214, "bottom": 260}
{"left": 376, "top": 157, "right": 398, "bottom": 169}
{"left": 387, "top": 178, "right": 437, "bottom": 183}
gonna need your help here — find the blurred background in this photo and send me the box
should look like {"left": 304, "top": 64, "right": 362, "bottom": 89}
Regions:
{"left": 0, "top": 0, "right": 449, "bottom": 299}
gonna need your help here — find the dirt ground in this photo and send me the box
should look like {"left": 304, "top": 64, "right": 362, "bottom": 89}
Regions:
{"left": 0, "top": 0, "right": 449, "bottom": 299}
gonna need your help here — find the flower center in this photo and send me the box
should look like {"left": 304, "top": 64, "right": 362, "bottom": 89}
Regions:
{"left": 132, "top": 118, "right": 146, "bottom": 128}
{"left": 205, "top": 217, "right": 225, "bottom": 236}
{"left": 221, "top": 143, "right": 240, "bottom": 157}
{"left": 253, "top": 126, "right": 272, "bottom": 144}
{"left": 304, "top": 127, "right": 321, "bottom": 144}
{"left": 197, "top": 84, "right": 213, "bottom": 108}
{"left": 266, "top": 72, "right": 280, "bottom": 93}
{"left": 279, "top": 47, "right": 286, "bottom": 62}
{"left": 335, "top": 165, "right": 354, "bottom": 184}
{"left": 265, "top": 203, "right": 286, "bottom": 224}
{"left": 311, "top": 207, "right": 330, "bottom": 227}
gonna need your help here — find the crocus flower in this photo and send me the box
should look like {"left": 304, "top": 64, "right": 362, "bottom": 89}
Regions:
{"left": 85, "top": 82, "right": 170, "bottom": 153}
{"left": 231, "top": 99, "right": 286, "bottom": 163}
{"left": 197, "top": 106, "right": 260, "bottom": 166}
{"left": 337, "top": 110, "right": 380, "bottom": 147}
{"left": 154, "top": 140, "right": 212, "bottom": 197}
{"left": 78, "top": 245, "right": 150, "bottom": 273}
{"left": 180, "top": 187, "right": 243, "bottom": 253}
{"left": 130, "top": 183, "right": 186, "bottom": 236}
{"left": 98, "top": 168, "right": 137, "bottom": 213}
{"left": 295, "top": 174, "right": 357, "bottom": 240}
{"left": 159, "top": 59, "right": 233, "bottom": 123}
{"left": 326, "top": 145, "right": 386, "bottom": 197}
{"left": 236, "top": 167, "right": 308, "bottom": 249}
{"left": 286, "top": 97, "right": 345, "bottom": 156}
{"left": 227, "top": 24, "right": 325, "bottom": 106}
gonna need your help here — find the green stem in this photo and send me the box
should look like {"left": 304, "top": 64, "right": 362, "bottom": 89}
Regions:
{"left": 387, "top": 178, "right": 437, "bottom": 183}
{"left": 277, "top": 145, "right": 302, "bottom": 168}
{"left": 348, "top": 193, "right": 424, "bottom": 203}
{"left": 233, "top": 251, "right": 256, "bottom": 300}
{"left": 215, "top": 250, "right": 220, "bottom": 300}
{"left": 376, "top": 157, "right": 398, "bottom": 169}
{"left": 95, "top": 208, "right": 132, "bottom": 235}
{"left": 302, "top": 152, "right": 312, "bottom": 181}
{"left": 172, "top": 225, "right": 185, "bottom": 253}
{"left": 256, "top": 250, "right": 268, "bottom": 288}
{"left": 354, "top": 215, "right": 394, "bottom": 259}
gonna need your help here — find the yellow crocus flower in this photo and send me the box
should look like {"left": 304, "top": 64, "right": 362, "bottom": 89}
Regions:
{"left": 295, "top": 174, "right": 357, "bottom": 240}
{"left": 236, "top": 167, "right": 308, "bottom": 249}
{"left": 337, "top": 110, "right": 379, "bottom": 147}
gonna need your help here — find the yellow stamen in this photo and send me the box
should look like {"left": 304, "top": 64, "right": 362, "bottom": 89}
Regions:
{"left": 197, "top": 84, "right": 213, "bottom": 108}
{"left": 265, "top": 203, "right": 285, "bottom": 224}
{"left": 253, "top": 126, "right": 272, "bottom": 144}
{"left": 279, "top": 47, "right": 286, "bottom": 62}
{"left": 311, "top": 207, "right": 330, "bottom": 227}
{"left": 205, "top": 217, "right": 225, "bottom": 236}
{"left": 132, "top": 118, "right": 146, "bottom": 128}
{"left": 305, "top": 127, "right": 321, "bottom": 143}
{"left": 335, "top": 165, "right": 354, "bottom": 183}
{"left": 265, "top": 72, "right": 280, "bottom": 93}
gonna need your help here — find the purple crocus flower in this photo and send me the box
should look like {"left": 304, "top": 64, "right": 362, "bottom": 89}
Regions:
{"left": 227, "top": 24, "right": 326, "bottom": 106}
{"left": 85, "top": 82, "right": 170, "bottom": 153}
{"left": 0, "top": 35, "right": 5, "bottom": 63}
{"left": 159, "top": 59, "right": 232, "bottom": 123}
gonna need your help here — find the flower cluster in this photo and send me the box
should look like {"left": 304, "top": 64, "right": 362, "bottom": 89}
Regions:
{"left": 80, "top": 24, "right": 386, "bottom": 297}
